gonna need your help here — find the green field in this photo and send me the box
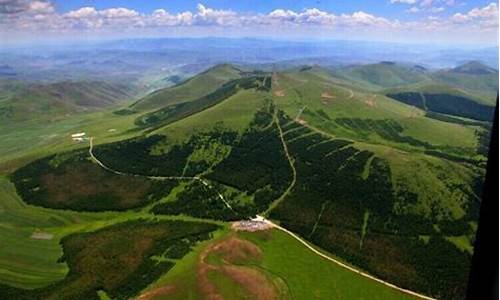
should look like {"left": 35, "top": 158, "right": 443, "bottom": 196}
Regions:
{"left": 139, "top": 228, "right": 416, "bottom": 300}
{"left": 0, "top": 62, "right": 492, "bottom": 300}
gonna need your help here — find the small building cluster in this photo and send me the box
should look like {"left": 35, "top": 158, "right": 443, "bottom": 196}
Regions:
{"left": 231, "top": 216, "right": 273, "bottom": 232}
{"left": 71, "top": 132, "right": 87, "bottom": 142}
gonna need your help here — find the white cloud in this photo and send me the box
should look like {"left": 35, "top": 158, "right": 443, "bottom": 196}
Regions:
{"left": 419, "top": 0, "right": 434, "bottom": 7}
{"left": 28, "top": 0, "right": 53, "bottom": 13}
{"left": 65, "top": 7, "right": 97, "bottom": 18}
{"left": 430, "top": 6, "right": 445, "bottom": 13}
{"left": 0, "top": 1, "right": 497, "bottom": 45}
{"left": 194, "top": 4, "right": 237, "bottom": 25}
{"left": 101, "top": 7, "right": 139, "bottom": 19}
{"left": 451, "top": 2, "right": 498, "bottom": 27}
{"left": 390, "top": 0, "right": 417, "bottom": 4}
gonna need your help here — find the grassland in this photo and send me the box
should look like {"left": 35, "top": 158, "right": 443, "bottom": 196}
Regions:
{"left": 132, "top": 64, "right": 243, "bottom": 111}
{"left": 138, "top": 228, "right": 417, "bottom": 300}
{"left": 0, "top": 63, "right": 491, "bottom": 300}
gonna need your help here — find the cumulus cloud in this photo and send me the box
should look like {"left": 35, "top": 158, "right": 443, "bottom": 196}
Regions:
{"left": 0, "top": 1, "right": 497, "bottom": 44}
{"left": 451, "top": 3, "right": 498, "bottom": 29}
{"left": 0, "top": 0, "right": 53, "bottom": 15}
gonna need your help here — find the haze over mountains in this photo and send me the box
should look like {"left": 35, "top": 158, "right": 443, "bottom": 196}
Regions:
{"left": 0, "top": 36, "right": 497, "bottom": 300}
{"left": 1, "top": 38, "right": 497, "bottom": 83}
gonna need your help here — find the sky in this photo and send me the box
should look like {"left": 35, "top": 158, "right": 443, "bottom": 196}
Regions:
{"left": 0, "top": 0, "right": 498, "bottom": 46}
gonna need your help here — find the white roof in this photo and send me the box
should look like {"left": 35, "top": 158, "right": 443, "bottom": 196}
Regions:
{"left": 71, "top": 132, "right": 86, "bottom": 137}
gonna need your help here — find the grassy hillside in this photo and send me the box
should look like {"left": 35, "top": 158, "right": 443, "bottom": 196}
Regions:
{"left": 330, "top": 60, "right": 498, "bottom": 106}
{"left": 0, "top": 63, "right": 490, "bottom": 300}
{"left": 138, "top": 229, "right": 416, "bottom": 300}
{"left": 131, "top": 64, "right": 243, "bottom": 111}
{"left": 331, "top": 62, "right": 429, "bottom": 89}
{"left": 384, "top": 83, "right": 495, "bottom": 122}
{"left": 272, "top": 68, "right": 479, "bottom": 153}
{"left": 431, "top": 61, "right": 498, "bottom": 103}
{"left": 0, "top": 80, "right": 137, "bottom": 122}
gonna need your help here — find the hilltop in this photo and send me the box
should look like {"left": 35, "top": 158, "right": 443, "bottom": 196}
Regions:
{"left": 330, "top": 62, "right": 429, "bottom": 89}
{"left": 131, "top": 64, "right": 243, "bottom": 111}
{"left": 0, "top": 61, "right": 494, "bottom": 300}
{"left": 431, "top": 61, "right": 498, "bottom": 102}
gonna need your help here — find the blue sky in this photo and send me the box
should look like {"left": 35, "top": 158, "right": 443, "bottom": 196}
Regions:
{"left": 54, "top": 0, "right": 493, "bottom": 19}
{"left": 0, "top": 0, "right": 498, "bottom": 46}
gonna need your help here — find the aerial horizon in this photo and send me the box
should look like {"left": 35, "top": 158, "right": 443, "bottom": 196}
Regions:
{"left": 0, "top": 0, "right": 498, "bottom": 46}
{"left": 1, "top": 35, "right": 499, "bottom": 50}
{"left": 0, "top": 1, "right": 497, "bottom": 300}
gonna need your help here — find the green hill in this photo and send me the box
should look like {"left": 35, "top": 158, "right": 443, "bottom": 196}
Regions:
{"left": 384, "top": 83, "right": 496, "bottom": 121}
{"left": 331, "top": 62, "right": 430, "bottom": 89}
{"left": 131, "top": 64, "right": 243, "bottom": 111}
{"left": 0, "top": 80, "right": 137, "bottom": 122}
{"left": 450, "top": 61, "right": 497, "bottom": 75}
{"left": 431, "top": 61, "right": 498, "bottom": 103}
{"left": 0, "top": 63, "right": 490, "bottom": 300}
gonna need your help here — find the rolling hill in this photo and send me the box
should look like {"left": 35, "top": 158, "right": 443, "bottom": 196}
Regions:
{"left": 384, "top": 83, "right": 496, "bottom": 121}
{"left": 330, "top": 61, "right": 430, "bottom": 89}
{"left": 0, "top": 80, "right": 137, "bottom": 122}
{"left": 0, "top": 62, "right": 494, "bottom": 300}
{"left": 131, "top": 64, "right": 243, "bottom": 111}
{"left": 330, "top": 61, "right": 498, "bottom": 105}
{"left": 431, "top": 61, "right": 498, "bottom": 103}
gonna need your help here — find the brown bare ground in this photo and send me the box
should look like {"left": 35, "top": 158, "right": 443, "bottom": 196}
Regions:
{"left": 321, "top": 91, "right": 334, "bottom": 99}
{"left": 211, "top": 236, "right": 262, "bottom": 264}
{"left": 274, "top": 90, "right": 285, "bottom": 97}
{"left": 137, "top": 285, "right": 177, "bottom": 300}
{"left": 198, "top": 241, "right": 225, "bottom": 300}
{"left": 365, "top": 99, "right": 376, "bottom": 107}
{"left": 365, "top": 95, "right": 377, "bottom": 107}
{"left": 197, "top": 236, "right": 279, "bottom": 300}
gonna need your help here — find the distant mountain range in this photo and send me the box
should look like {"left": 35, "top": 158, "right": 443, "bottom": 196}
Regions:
{"left": 1, "top": 38, "right": 497, "bottom": 85}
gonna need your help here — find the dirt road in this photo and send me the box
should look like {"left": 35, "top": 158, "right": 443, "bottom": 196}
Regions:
{"left": 255, "top": 216, "right": 436, "bottom": 300}
{"left": 88, "top": 137, "right": 233, "bottom": 210}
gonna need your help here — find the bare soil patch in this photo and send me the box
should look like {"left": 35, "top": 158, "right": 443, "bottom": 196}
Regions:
{"left": 31, "top": 231, "right": 54, "bottom": 240}
{"left": 137, "top": 285, "right": 178, "bottom": 300}
{"left": 365, "top": 95, "right": 377, "bottom": 107}
{"left": 274, "top": 90, "right": 285, "bottom": 97}
{"left": 197, "top": 236, "right": 279, "bottom": 300}
{"left": 297, "top": 118, "right": 308, "bottom": 125}
{"left": 321, "top": 92, "right": 334, "bottom": 99}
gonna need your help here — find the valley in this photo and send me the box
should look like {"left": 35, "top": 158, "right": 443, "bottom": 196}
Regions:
{"left": 0, "top": 60, "right": 496, "bottom": 300}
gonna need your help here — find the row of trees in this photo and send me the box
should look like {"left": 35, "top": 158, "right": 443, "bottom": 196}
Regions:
{"left": 269, "top": 115, "right": 476, "bottom": 300}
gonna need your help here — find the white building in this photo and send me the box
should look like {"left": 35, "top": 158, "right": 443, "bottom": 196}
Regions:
{"left": 71, "top": 132, "right": 86, "bottom": 138}
{"left": 71, "top": 132, "right": 86, "bottom": 142}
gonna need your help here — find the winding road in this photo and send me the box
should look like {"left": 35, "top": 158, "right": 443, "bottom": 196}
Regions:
{"left": 257, "top": 113, "right": 436, "bottom": 300}
{"left": 88, "top": 137, "right": 233, "bottom": 210}
{"left": 89, "top": 130, "right": 434, "bottom": 300}
{"left": 255, "top": 215, "right": 436, "bottom": 300}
